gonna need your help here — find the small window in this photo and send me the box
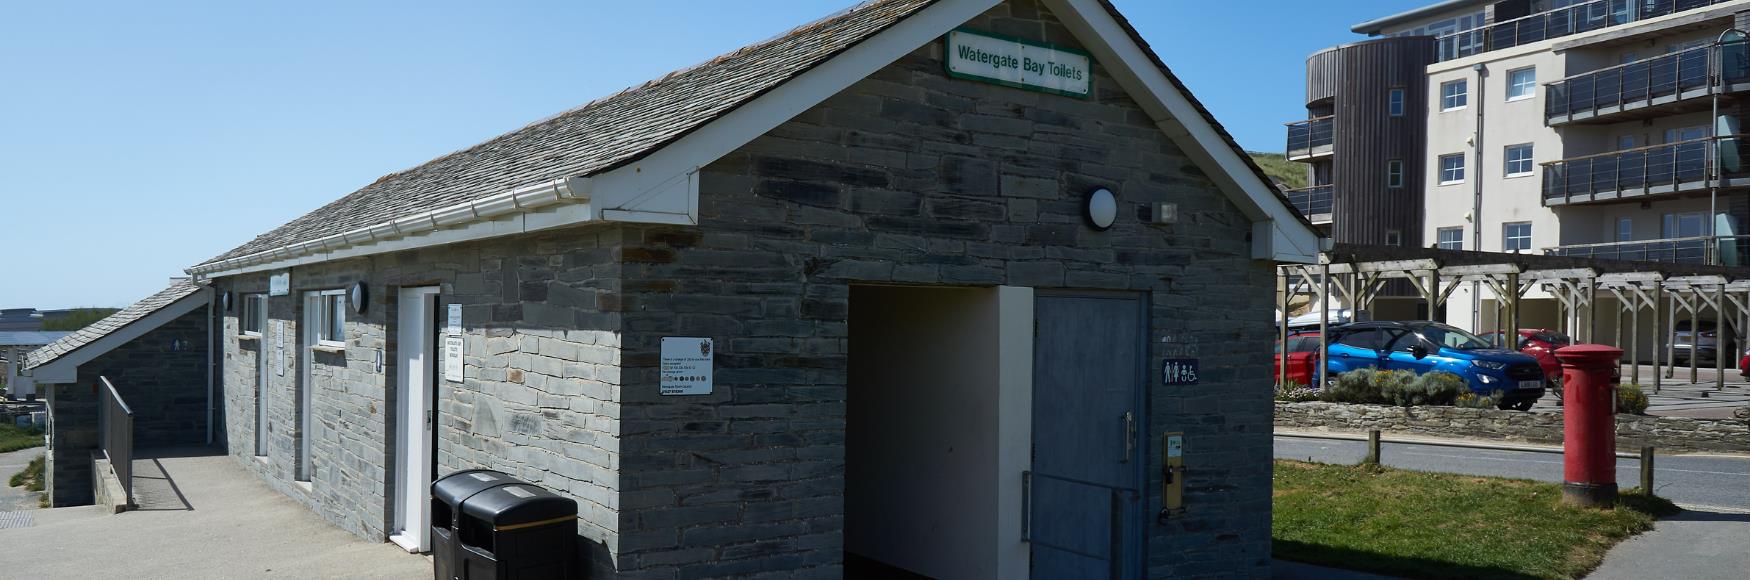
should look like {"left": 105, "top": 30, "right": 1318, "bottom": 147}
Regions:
{"left": 240, "top": 294, "right": 266, "bottom": 336}
{"left": 1387, "top": 160, "right": 1404, "bottom": 188}
{"left": 1437, "top": 227, "right": 1464, "bottom": 250}
{"left": 1616, "top": 217, "right": 1633, "bottom": 242}
{"left": 1504, "top": 144, "right": 1535, "bottom": 177}
{"left": 1439, "top": 153, "right": 1466, "bottom": 185}
{"left": 1336, "top": 328, "right": 1389, "bottom": 350}
{"left": 1388, "top": 88, "right": 1405, "bottom": 117}
{"left": 1441, "top": 79, "right": 1468, "bottom": 111}
{"left": 1385, "top": 230, "right": 1403, "bottom": 246}
{"left": 1616, "top": 135, "right": 1639, "bottom": 150}
{"left": 1503, "top": 222, "right": 1533, "bottom": 252}
{"left": 1506, "top": 67, "right": 1536, "bottom": 101}
{"left": 314, "top": 290, "right": 346, "bottom": 346}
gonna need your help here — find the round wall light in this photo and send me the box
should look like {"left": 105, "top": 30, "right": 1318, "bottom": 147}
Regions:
{"left": 220, "top": 291, "right": 234, "bottom": 313}
{"left": 348, "top": 281, "right": 369, "bottom": 314}
{"left": 1086, "top": 188, "right": 1117, "bottom": 230}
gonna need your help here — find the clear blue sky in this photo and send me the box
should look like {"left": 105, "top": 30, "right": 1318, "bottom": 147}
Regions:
{"left": 0, "top": 0, "right": 1422, "bottom": 308}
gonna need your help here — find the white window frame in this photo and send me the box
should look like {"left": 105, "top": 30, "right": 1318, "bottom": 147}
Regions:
{"left": 1437, "top": 227, "right": 1464, "bottom": 250}
{"left": 240, "top": 294, "right": 266, "bottom": 337}
{"left": 1388, "top": 88, "right": 1405, "bottom": 117}
{"left": 1387, "top": 160, "right": 1404, "bottom": 188}
{"left": 310, "top": 289, "right": 347, "bottom": 349}
{"left": 1506, "top": 67, "right": 1536, "bottom": 101}
{"left": 1439, "top": 153, "right": 1466, "bottom": 185}
{"left": 1441, "top": 79, "right": 1468, "bottom": 111}
{"left": 1617, "top": 217, "right": 1634, "bottom": 242}
{"left": 1503, "top": 222, "right": 1533, "bottom": 252}
{"left": 1504, "top": 143, "right": 1535, "bottom": 177}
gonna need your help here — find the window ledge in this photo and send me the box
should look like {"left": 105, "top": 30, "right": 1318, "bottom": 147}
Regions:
{"left": 311, "top": 343, "right": 346, "bottom": 354}
{"left": 254, "top": 455, "right": 270, "bottom": 465}
{"left": 1439, "top": 180, "right": 1466, "bottom": 186}
{"left": 294, "top": 480, "right": 314, "bottom": 493}
{"left": 238, "top": 334, "right": 261, "bottom": 342}
{"left": 1442, "top": 106, "right": 1467, "bottom": 113}
{"left": 1504, "top": 172, "right": 1535, "bottom": 179}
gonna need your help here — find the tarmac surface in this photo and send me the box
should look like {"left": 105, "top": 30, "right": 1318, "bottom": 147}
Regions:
{"left": 0, "top": 446, "right": 44, "bottom": 511}
{"left": 0, "top": 447, "right": 429, "bottom": 579}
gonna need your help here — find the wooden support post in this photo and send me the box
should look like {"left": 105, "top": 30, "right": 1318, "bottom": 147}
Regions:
{"left": 1426, "top": 270, "right": 1440, "bottom": 322}
{"left": 1717, "top": 284, "right": 1727, "bottom": 391}
{"left": 1318, "top": 262, "right": 1330, "bottom": 390}
{"left": 1641, "top": 446, "right": 1655, "bottom": 495}
{"left": 1278, "top": 269, "right": 1290, "bottom": 388}
{"left": 1507, "top": 272, "right": 1521, "bottom": 340}
{"left": 1690, "top": 290, "right": 1699, "bottom": 385}
{"left": 1629, "top": 290, "right": 1640, "bottom": 382}
{"left": 1365, "top": 429, "right": 1381, "bottom": 465}
{"left": 1654, "top": 281, "right": 1664, "bottom": 394}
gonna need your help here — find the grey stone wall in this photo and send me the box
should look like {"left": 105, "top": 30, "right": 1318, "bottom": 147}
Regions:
{"left": 208, "top": 1, "right": 1280, "bottom": 577}
{"left": 1276, "top": 401, "right": 1750, "bottom": 453}
{"left": 49, "top": 305, "right": 210, "bottom": 508}
{"left": 76, "top": 306, "right": 210, "bottom": 448}
{"left": 609, "top": 1, "right": 1276, "bottom": 577}
{"left": 214, "top": 230, "right": 625, "bottom": 557}
{"left": 46, "top": 381, "right": 96, "bottom": 507}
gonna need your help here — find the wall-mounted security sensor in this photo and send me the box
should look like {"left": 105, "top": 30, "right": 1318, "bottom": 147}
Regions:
{"left": 1086, "top": 188, "right": 1117, "bottom": 230}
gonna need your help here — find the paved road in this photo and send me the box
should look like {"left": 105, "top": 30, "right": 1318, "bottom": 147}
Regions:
{"left": 1526, "top": 364, "right": 1750, "bottom": 419}
{"left": 1274, "top": 436, "right": 1750, "bottom": 509}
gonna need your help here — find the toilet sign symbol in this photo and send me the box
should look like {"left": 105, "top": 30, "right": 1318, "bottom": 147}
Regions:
{"left": 1162, "top": 359, "right": 1198, "bottom": 385}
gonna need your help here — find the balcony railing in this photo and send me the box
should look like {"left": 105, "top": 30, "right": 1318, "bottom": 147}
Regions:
{"left": 1436, "top": 0, "right": 1733, "bottom": 62}
{"left": 1546, "top": 41, "right": 1750, "bottom": 123}
{"left": 1545, "top": 234, "right": 1750, "bottom": 266}
{"left": 1283, "top": 185, "right": 1333, "bottom": 222}
{"left": 1286, "top": 116, "right": 1333, "bottom": 160}
{"left": 1540, "top": 135, "right": 1750, "bottom": 205}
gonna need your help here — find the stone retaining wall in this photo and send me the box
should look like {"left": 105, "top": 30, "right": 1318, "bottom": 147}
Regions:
{"left": 1275, "top": 402, "right": 1750, "bottom": 454}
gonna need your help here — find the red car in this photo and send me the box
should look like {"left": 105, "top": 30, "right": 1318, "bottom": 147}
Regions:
{"left": 1274, "top": 330, "right": 1322, "bottom": 386}
{"left": 1739, "top": 350, "right": 1750, "bottom": 378}
{"left": 1482, "top": 328, "right": 1571, "bottom": 383}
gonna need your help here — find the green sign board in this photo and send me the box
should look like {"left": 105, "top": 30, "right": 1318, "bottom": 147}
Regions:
{"left": 943, "top": 28, "right": 1091, "bottom": 99}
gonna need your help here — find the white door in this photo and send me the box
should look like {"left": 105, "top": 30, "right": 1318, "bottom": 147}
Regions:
{"left": 389, "top": 287, "right": 439, "bottom": 553}
{"left": 254, "top": 295, "right": 269, "bottom": 457}
{"left": 298, "top": 292, "right": 318, "bottom": 482}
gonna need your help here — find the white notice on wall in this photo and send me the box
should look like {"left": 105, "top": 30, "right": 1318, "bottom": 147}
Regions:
{"left": 273, "top": 320, "right": 286, "bottom": 376}
{"left": 269, "top": 272, "right": 291, "bottom": 297}
{"left": 447, "top": 304, "right": 463, "bottom": 337}
{"left": 443, "top": 335, "right": 464, "bottom": 383}
{"left": 660, "top": 337, "right": 714, "bottom": 396}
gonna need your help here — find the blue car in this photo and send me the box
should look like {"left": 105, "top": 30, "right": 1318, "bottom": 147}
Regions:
{"left": 1324, "top": 321, "right": 1547, "bottom": 411}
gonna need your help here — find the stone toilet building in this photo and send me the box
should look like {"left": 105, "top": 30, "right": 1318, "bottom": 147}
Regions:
{"left": 42, "top": 0, "right": 1323, "bottom": 577}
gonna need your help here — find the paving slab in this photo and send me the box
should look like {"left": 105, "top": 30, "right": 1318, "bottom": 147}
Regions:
{"left": 0, "top": 447, "right": 429, "bottom": 579}
{"left": 0, "top": 446, "right": 44, "bottom": 511}
{"left": 1588, "top": 506, "right": 1750, "bottom": 580}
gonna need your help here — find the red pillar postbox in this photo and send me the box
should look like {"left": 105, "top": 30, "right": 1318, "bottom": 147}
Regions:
{"left": 1555, "top": 344, "right": 1622, "bottom": 507}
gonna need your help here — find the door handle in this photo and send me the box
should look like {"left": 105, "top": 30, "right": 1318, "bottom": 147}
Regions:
{"left": 1122, "top": 411, "right": 1136, "bottom": 462}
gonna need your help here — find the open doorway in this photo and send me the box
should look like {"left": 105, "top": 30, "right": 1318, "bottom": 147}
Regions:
{"left": 845, "top": 285, "right": 1032, "bottom": 579}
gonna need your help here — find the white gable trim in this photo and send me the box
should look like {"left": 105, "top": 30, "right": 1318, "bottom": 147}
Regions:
{"left": 610, "top": 0, "right": 1321, "bottom": 263}
{"left": 28, "top": 288, "right": 211, "bottom": 384}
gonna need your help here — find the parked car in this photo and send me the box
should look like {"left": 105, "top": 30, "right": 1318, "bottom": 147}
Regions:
{"left": 1325, "top": 321, "right": 1546, "bottom": 411}
{"left": 1274, "top": 330, "right": 1321, "bottom": 386}
{"left": 1673, "top": 320, "right": 1734, "bottom": 365}
{"left": 1739, "top": 348, "right": 1750, "bottom": 378}
{"left": 1479, "top": 329, "right": 1571, "bottom": 384}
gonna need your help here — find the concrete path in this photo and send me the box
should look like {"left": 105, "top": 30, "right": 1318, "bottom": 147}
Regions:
{"left": 0, "top": 447, "right": 429, "bottom": 579}
{"left": 0, "top": 446, "right": 44, "bottom": 511}
{"left": 1588, "top": 506, "right": 1750, "bottom": 580}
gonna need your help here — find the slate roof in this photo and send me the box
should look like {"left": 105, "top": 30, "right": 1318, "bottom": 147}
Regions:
{"left": 25, "top": 280, "right": 203, "bottom": 370}
{"left": 0, "top": 331, "right": 71, "bottom": 347}
{"left": 197, "top": 0, "right": 936, "bottom": 268}
{"left": 196, "top": 0, "right": 1312, "bottom": 271}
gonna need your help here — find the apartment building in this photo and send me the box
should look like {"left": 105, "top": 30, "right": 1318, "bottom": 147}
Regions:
{"left": 1293, "top": 0, "right": 1750, "bottom": 345}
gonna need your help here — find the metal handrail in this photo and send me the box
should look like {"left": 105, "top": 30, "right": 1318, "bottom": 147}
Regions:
{"left": 1545, "top": 41, "right": 1750, "bottom": 120}
{"left": 1281, "top": 114, "right": 1334, "bottom": 126}
{"left": 1539, "top": 135, "right": 1736, "bottom": 203}
{"left": 1548, "top": 44, "right": 1709, "bottom": 85}
{"left": 1539, "top": 135, "right": 1718, "bottom": 164}
{"left": 1286, "top": 117, "right": 1334, "bottom": 158}
{"left": 99, "top": 376, "right": 134, "bottom": 507}
{"left": 1435, "top": 0, "right": 1730, "bottom": 62}
{"left": 1543, "top": 234, "right": 1750, "bottom": 266}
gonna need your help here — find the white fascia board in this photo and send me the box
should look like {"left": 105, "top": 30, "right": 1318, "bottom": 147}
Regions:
{"left": 192, "top": 178, "right": 593, "bottom": 279}
{"left": 586, "top": 0, "right": 1004, "bottom": 221}
{"left": 1043, "top": 0, "right": 1322, "bottom": 264}
{"left": 202, "top": 203, "right": 597, "bottom": 278}
{"left": 29, "top": 288, "right": 212, "bottom": 384}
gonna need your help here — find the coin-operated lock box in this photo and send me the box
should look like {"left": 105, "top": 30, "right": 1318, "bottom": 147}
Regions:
{"left": 1158, "top": 432, "right": 1185, "bottom": 523}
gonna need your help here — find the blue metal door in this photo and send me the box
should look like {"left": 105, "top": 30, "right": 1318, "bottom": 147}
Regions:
{"left": 1029, "top": 294, "right": 1144, "bottom": 579}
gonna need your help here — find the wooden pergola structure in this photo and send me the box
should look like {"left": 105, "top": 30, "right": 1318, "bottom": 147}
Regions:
{"left": 1279, "top": 244, "right": 1750, "bottom": 393}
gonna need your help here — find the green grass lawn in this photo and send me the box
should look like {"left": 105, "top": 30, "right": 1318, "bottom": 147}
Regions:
{"left": 1274, "top": 460, "right": 1677, "bottom": 580}
{"left": 0, "top": 424, "right": 46, "bottom": 453}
